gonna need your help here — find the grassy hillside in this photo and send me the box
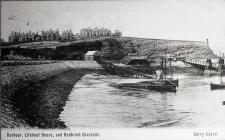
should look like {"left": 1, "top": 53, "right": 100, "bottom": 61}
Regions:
{"left": 115, "top": 37, "right": 216, "bottom": 59}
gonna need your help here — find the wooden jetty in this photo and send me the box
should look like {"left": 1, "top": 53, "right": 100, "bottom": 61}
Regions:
{"left": 176, "top": 56, "right": 225, "bottom": 75}
{"left": 183, "top": 58, "right": 218, "bottom": 71}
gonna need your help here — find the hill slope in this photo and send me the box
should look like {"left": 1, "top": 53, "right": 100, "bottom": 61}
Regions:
{"left": 112, "top": 37, "right": 216, "bottom": 59}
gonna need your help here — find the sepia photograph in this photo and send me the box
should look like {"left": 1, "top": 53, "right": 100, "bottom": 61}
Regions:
{"left": 1, "top": 0, "right": 225, "bottom": 139}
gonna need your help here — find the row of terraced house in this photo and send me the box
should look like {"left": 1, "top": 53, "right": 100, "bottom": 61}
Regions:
{"left": 8, "top": 29, "right": 73, "bottom": 43}
{"left": 8, "top": 27, "right": 122, "bottom": 43}
{"left": 80, "top": 27, "right": 122, "bottom": 37}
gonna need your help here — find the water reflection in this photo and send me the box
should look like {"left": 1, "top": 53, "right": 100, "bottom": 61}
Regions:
{"left": 60, "top": 73, "right": 225, "bottom": 128}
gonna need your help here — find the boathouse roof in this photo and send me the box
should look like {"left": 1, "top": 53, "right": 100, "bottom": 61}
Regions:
{"left": 85, "top": 51, "right": 100, "bottom": 56}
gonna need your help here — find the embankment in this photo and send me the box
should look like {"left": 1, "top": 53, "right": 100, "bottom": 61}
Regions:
{"left": 1, "top": 61, "right": 102, "bottom": 128}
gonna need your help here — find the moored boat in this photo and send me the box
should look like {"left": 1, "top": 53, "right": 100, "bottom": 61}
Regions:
{"left": 210, "top": 83, "right": 225, "bottom": 90}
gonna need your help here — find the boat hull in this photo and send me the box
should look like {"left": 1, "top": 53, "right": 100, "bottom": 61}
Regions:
{"left": 210, "top": 83, "right": 225, "bottom": 90}
{"left": 147, "top": 84, "right": 176, "bottom": 92}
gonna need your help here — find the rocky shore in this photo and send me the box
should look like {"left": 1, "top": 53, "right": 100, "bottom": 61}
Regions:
{"left": 1, "top": 61, "right": 102, "bottom": 128}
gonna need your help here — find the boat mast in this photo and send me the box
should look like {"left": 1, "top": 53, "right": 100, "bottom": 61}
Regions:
{"left": 223, "top": 53, "right": 224, "bottom": 84}
{"left": 164, "top": 51, "right": 167, "bottom": 80}
{"left": 168, "top": 53, "right": 172, "bottom": 78}
{"left": 219, "top": 56, "right": 224, "bottom": 85}
{"left": 221, "top": 66, "right": 223, "bottom": 85}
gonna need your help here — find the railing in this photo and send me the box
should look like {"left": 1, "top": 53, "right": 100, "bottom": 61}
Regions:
{"left": 183, "top": 57, "right": 220, "bottom": 71}
{"left": 185, "top": 58, "right": 206, "bottom": 66}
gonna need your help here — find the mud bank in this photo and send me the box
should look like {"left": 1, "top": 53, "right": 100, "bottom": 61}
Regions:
{"left": 1, "top": 61, "right": 102, "bottom": 128}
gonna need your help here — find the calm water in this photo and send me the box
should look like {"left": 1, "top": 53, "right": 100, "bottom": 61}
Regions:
{"left": 60, "top": 73, "right": 225, "bottom": 128}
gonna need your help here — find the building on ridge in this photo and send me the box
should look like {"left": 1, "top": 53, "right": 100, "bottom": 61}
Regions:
{"left": 80, "top": 27, "right": 112, "bottom": 38}
{"left": 62, "top": 29, "right": 74, "bottom": 40}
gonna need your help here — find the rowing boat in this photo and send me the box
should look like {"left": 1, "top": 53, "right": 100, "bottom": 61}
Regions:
{"left": 210, "top": 83, "right": 225, "bottom": 90}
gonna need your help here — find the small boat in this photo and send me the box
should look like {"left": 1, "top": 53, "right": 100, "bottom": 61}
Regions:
{"left": 210, "top": 82, "right": 225, "bottom": 90}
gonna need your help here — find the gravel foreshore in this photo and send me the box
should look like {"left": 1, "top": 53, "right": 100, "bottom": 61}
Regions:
{"left": 1, "top": 61, "right": 102, "bottom": 128}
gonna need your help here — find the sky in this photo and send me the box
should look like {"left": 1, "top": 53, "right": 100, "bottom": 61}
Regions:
{"left": 1, "top": 0, "right": 225, "bottom": 55}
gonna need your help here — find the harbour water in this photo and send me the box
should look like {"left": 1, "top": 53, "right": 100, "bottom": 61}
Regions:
{"left": 60, "top": 73, "right": 225, "bottom": 128}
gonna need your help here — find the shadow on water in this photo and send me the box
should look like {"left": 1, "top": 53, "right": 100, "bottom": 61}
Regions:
{"left": 110, "top": 83, "right": 177, "bottom": 99}
{"left": 138, "top": 92, "right": 185, "bottom": 128}
{"left": 12, "top": 69, "right": 100, "bottom": 128}
{"left": 110, "top": 88, "right": 150, "bottom": 98}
